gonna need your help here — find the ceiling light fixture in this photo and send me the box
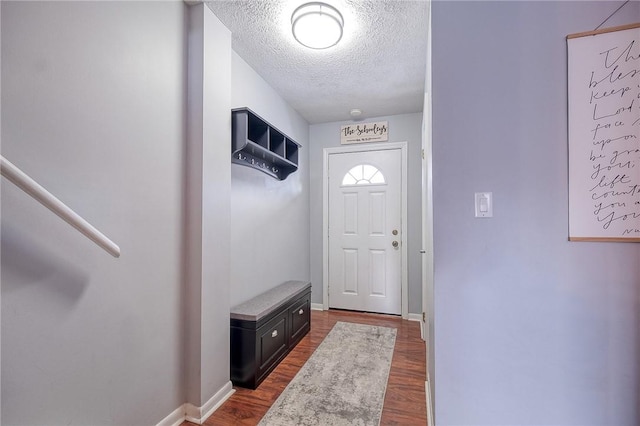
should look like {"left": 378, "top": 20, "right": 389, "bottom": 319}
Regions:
{"left": 291, "top": 2, "right": 344, "bottom": 50}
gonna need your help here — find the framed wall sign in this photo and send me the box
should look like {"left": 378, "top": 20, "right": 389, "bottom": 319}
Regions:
{"left": 340, "top": 121, "right": 389, "bottom": 144}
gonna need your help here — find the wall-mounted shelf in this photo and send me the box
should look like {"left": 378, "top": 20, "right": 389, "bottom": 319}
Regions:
{"left": 231, "top": 108, "right": 300, "bottom": 180}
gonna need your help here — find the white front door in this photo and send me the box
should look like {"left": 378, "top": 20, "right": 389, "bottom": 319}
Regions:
{"left": 328, "top": 148, "right": 402, "bottom": 315}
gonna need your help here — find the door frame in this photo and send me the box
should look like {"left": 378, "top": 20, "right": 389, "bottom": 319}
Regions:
{"left": 322, "top": 141, "right": 409, "bottom": 319}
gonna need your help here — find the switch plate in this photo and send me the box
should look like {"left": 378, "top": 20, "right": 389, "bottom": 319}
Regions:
{"left": 475, "top": 192, "right": 493, "bottom": 218}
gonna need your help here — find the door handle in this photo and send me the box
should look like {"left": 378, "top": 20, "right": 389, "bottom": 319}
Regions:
{"left": 392, "top": 241, "right": 399, "bottom": 248}
{"left": 299, "top": 309, "right": 304, "bottom": 315}
{"left": 271, "top": 330, "right": 278, "bottom": 338}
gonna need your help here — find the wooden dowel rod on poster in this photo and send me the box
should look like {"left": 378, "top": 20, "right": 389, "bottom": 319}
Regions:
{"left": 567, "top": 21, "right": 640, "bottom": 39}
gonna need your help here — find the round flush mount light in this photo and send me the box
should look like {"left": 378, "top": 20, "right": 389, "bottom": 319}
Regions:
{"left": 291, "top": 2, "right": 344, "bottom": 49}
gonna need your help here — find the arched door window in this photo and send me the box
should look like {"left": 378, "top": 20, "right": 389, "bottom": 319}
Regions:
{"left": 341, "top": 164, "right": 386, "bottom": 186}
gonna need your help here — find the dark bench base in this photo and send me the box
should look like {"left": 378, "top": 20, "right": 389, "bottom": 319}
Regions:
{"left": 230, "top": 281, "right": 311, "bottom": 389}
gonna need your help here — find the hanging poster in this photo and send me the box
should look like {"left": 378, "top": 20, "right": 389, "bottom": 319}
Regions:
{"left": 567, "top": 23, "right": 640, "bottom": 241}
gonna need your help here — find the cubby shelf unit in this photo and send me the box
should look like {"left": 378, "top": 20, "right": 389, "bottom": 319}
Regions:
{"left": 231, "top": 108, "right": 301, "bottom": 180}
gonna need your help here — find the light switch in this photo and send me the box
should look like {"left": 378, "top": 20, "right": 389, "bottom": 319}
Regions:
{"left": 475, "top": 192, "right": 493, "bottom": 218}
{"left": 479, "top": 197, "right": 488, "bottom": 212}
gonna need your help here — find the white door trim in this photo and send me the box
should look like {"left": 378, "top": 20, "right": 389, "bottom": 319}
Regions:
{"left": 322, "top": 141, "right": 408, "bottom": 319}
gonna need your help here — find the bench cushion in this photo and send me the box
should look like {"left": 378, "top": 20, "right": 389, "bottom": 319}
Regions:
{"left": 230, "top": 280, "right": 311, "bottom": 322}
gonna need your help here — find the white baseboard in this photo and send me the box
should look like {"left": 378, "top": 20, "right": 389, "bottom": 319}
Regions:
{"left": 426, "top": 379, "right": 434, "bottom": 426}
{"left": 407, "top": 313, "right": 421, "bottom": 321}
{"left": 157, "top": 381, "right": 235, "bottom": 426}
{"left": 185, "top": 381, "right": 235, "bottom": 424}
{"left": 201, "top": 381, "right": 235, "bottom": 422}
{"left": 311, "top": 303, "right": 324, "bottom": 311}
{"left": 156, "top": 404, "right": 186, "bottom": 426}
{"left": 407, "top": 313, "right": 424, "bottom": 340}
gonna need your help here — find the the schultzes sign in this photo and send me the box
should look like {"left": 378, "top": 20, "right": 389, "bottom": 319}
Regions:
{"left": 340, "top": 121, "right": 388, "bottom": 144}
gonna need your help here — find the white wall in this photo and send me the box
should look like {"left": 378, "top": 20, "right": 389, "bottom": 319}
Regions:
{"left": 184, "top": 4, "right": 232, "bottom": 411}
{"left": 1, "top": 2, "right": 187, "bottom": 424}
{"left": 229, "top": 52, "right": 311, "bottom": 306}
{"left": 432, "top": 1, "right": 640, "bottom": 424}
{"left": 1, "top": 3, "right": 3, "bottom": 421}
{"left": 309, "top": 113, "right": 423, "bottom": 313}
{"left": 1, "top": 2, "right": 308, "bottom": 423}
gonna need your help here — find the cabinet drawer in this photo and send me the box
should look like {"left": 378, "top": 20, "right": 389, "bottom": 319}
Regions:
{"left": 257, "top": 310, "right": 288, "bottom": 378}
{"left": 289, "top": 295, "right": 310, "bottom": 345}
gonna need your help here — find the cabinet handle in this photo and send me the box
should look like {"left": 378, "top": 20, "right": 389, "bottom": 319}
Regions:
{"left": 271, "top": 330, "right": 278, "bottom": 338}
{"left": 299, "top": 309, "right": 304, "bottom": 315}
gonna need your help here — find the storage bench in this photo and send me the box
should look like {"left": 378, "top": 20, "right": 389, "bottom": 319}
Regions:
{"left": 230, "top": 281, "right": 311, "bottom": 389}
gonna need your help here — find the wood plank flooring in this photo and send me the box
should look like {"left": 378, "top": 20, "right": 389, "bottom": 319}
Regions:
{"left": 184, "top": 309, "right": 427, "bottom": 426}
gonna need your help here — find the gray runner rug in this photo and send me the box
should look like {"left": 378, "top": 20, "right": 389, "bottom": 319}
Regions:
{"left": 258, "top": 321, "right": 397, "bottom": 426}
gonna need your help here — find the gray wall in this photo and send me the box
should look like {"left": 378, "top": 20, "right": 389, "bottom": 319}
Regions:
{"left": 1, "top": 2, "right": 188, "bottom": 424}
{"left": 229, "top": 52, "right": 311, "bottom": 306}
{"left": 432, "top": 1, "right": 640, "bottom": 424}
{"left": 184, "top": 4, "right": 232, "bottom": 409}
{"left": 2, "top": 2, "right": 309, "bottom": 424}
{"left": 309, "top": 113, "right": 423, "bottom": 314}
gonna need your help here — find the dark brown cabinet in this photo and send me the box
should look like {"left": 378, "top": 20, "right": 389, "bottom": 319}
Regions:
{"left": 289, "top": 295, "right": 310, "bottom": 345}
{"left": 230, "top": 281, "right": 311, "bottom": 389}
{"left": 256, "top": 311, "right": 288, "bottom": 379}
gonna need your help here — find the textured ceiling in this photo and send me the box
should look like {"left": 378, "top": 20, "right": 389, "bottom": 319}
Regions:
{"left": 206, "top": 0, "right": 429, "bottom": 124}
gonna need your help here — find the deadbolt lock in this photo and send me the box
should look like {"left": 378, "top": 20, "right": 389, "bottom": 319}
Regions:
{"left": 392, "top": 229, "right": 398, "bottom": 235}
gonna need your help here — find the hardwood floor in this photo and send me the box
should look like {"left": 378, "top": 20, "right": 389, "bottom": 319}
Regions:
{"left": 184, "top": 309, "right": 427, "bottom": 426}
